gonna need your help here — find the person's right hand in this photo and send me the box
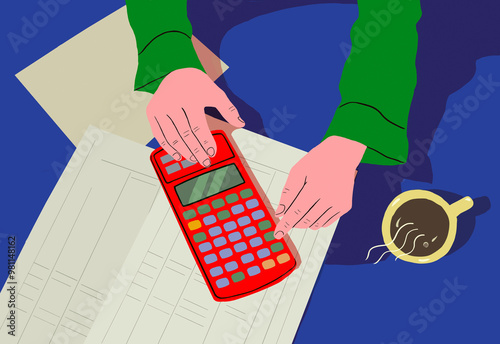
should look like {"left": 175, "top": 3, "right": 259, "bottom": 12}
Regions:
{"left": 147, "top": 68, "right": 245, "bottom": 167}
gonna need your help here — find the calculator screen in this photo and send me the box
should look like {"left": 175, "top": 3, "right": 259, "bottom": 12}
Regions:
{"left": 175, "top": 164, "right": 244, "bottom": 206}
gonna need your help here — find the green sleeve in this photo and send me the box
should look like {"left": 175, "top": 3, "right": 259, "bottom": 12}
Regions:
{"left": 125, "top": 0, "right": 205, "bottom": 94}
{"left": 323, "top": 0, "right": 422, "bottom": 165}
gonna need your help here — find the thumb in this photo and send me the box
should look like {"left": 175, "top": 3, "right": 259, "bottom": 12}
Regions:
{"left": 213, "top": 91, "right": 245, "bottom": 128}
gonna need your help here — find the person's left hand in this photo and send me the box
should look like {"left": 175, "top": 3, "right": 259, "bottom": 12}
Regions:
{"left": 274, "top": 136, "right": 366, "bottom": 239}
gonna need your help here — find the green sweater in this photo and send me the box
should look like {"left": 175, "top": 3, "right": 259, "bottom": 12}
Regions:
{"left": 125, "top": 0, "right": 421, "bottom": 165}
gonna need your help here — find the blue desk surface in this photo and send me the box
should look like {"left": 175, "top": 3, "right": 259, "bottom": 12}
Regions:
{"left": 2, "top": 1, "right": 498, "bottom": 342}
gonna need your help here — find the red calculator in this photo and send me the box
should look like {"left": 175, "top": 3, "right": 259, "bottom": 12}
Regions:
{"left": 150, "top": 130, "right": 297, "bottom": 302}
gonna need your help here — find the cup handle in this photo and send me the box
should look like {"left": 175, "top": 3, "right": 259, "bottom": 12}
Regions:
{"left": 449, "top": 196, "right": 474, "bottom": 216}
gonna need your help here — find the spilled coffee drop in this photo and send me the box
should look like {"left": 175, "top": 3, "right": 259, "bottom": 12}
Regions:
{"left": 390, "top": 199, "right": 449, "bottom": 257}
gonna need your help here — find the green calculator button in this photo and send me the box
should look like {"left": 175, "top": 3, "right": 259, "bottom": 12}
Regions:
{"left": 212, "top": 199, "right": 225, "bottom": 209}
{"left": 240, "top": 188, "right": 253, "bottom": 199}
{"left": 231, "top": 271, "right": 245, "bottom": 283}
{"left": 258, "top": 220, "right": 272, "bottom": 231}
{"left": 264, "top": 231, "right": 275, "bottom": 242}
{"left": 183, "top": 209, "right": 197, "bottom": 220}
{"left": 197, "top": 204, "right": 211, "bottom": 215}
{"left": 217, "top": 210, "right": 230, "bottom": 221}
{"left": 193, "top": 232, "right": 207, "bottom": 243}
{"left": 226, "top": 193, "right": 239, "bottom": 204}
{"left": 271, "top": 242, "right": 284, "bottom": 253}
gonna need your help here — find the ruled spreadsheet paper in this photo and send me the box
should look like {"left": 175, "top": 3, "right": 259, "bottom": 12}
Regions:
{"left": 0, "top": 127, "right": 160, "bottom": 343}
{"left": 85, "top": 129, "right": 338, "bottom": 344}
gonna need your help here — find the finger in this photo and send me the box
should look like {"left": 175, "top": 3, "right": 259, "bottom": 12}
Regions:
{"left": 168, "top": 109, "right": 211, "bottom": 167}
{"left": 275, "top": 171, "right": 307, "bottom": 216}
{"left": 321, "top": 210, "right": 342, "bottom": 228}
{"left": 186, "top": 107, "right": 217, "bottom": 158}
{"left": 152, "top": 116, "right": 181, "bottom": 160}
{"left": 212, "top": 91, "right": 245, "bottom": 128}
{"left": 274, "top": 192, "right": 318, "bottom": 239}
{"left": 296, "top": 201, "right": 332, "bottom": 229}
{"left": 310, "top": 207, "right": 338, "bottom": 229}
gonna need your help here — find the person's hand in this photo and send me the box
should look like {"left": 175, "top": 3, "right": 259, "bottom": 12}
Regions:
{"left": 274, "top": 136, "right": 366, "bottom": 239}
{"left": 147, "top": 68, "right": 245, "bottom": 167}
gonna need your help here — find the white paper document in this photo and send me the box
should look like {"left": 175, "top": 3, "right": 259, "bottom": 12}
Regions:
{"left": 0, "top": 127, "right": 160, "bottom": 343}
{"left": 84, "top": 129, "right": 338, "bottom": 344}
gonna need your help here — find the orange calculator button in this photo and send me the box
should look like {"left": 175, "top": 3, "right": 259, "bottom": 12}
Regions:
{"left": 277, "top": 253, "right": 290, "bottom": 264}
{"left": 262, "top": 259, "right": 276, "bottom": 270}
{"left": 188, "top": 220, "right": 202, "bottom": 231}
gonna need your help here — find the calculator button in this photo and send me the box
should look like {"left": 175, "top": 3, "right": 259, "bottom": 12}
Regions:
{"left": 226, "top": 193, "right": 239, "bottom": 204}
{"left": 228, "top": 232, "right": 241, "bottom": 242}
{"left": 181, "top": 160, "right": 196, "bottom": 168}
{"left": 160, "top": 154, "right": 174, "bottom": 164}
{"left": 249, "top": 237, "right": 263, "bottom": 247}
{"left": 231, "top": 204, "right": 244, "bottom": 215}
{"left": 223, "top": 221, "right": 237, "bottom": 232}
{"left": 243, "top": 226, "right": 257, "bottom": 237}
{"left": 225, "top": 261, "right": 238, "bottom": 272}
{"left": 199, "top": 242, "right": 212, "bottom": 253}
{"left": 231, "top": 272, "right": 245, "bottom": 283}
{"left": 262, "top": 259, "right": 276, "bottom": 270}
{"left": 212, "top": 199, "right": 225, "bottom": 209}
{"left": 209, "top": 226, "right": 222, "bottom": 237}
{"left": 213, "top": 237, "right": 227, "bottom": 247}
{"left": 217, "top": 210, "right": 230, "bottom": 221}
{"left": 245, "top": 199, "right": 259, "bottom": 209}
{"left": 193, "top": 232, "right": 207, "bottom": 243}
{"left": 204, "top": 254, "right": 217, "bottom": 264}
{"left": 240, "top": 189, "right": 253, "bottom": 199}
{"left": 183, "top": 209, "right": 197, "bottom": 220}
{"left": 258, "top": 220, "right": 272, "bottom": 231}
{"left": 237, "top": 216, "right": 251, "bottom": 227}
{"left": 241, "top": 253, "right": 254, "bottom": 264}
{"left": 203, "top": 215, "right": 217, "bottom": 226}
{"left": 271, "top": 242, "right": 284, "bottom": 253}
{"left": 251, "top": 210, "right": 265, "bottom": 220}
{"left": 257, "top": 248, "right": 271, "bottom": 259}
{"left": 188, "top": 220, "right": 202, "bottom": 231}
{"left": 277, "top": 253, "right": 290, "bottom": 264}
{"left": 234, "top": 242, "right": 247, "bottom": 252}
{"left": 247, "top": 266, "right": 261, "bottom": 276}
{"left": 198, "top": 204, "right": 211, "bottom": 215}
{"left": 165, "top": 163, "right": 181, "bottom": 174}
{"left": 219, "top": 248, "right": 233, "bottom": 259}
{"left": 216, "top": 278, "right": 229, "bottom": 288}
{"left": 264, "top": 231, "right": 275, "bottom": 242}
{"left": 210, "top": 266, "right": 223, "bottom": 277}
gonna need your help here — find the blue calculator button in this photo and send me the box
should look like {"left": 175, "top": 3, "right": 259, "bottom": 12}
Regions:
{"left": 231, "top": 204, "right": 244, "bottom": 215}
{"left": 219, "top": 248, "right": 233, "bottom": 259}
{"left": 247, "top": 266, "right": 261, "bottom": 276}
{"left": 225, "top": 261, "right": 238, "bottom": 272}
{"left": 181, "top": 160, "right": 196, "bottom": 168}
{"left": 160, "top": 154, "right": 174, "bottom": 164}
{"left": 210, "top": 266, "right": 223, "bottom": 277}
{"left": 203, "top": 215, "right": 217, "bottom": 226}
{"left": 237, "top": 216, "right": 251, "bottom": 227}
{"left": 228, "top": 232, "right": 241, "bottom": 242}
{"left": 249, "top": 237, "right": 263, "bottom": 247}
{"left": 165, "top": 163, "right": 181, "bottom": 174}
{"left": 213, "top": 237, "right": 227, "bottom": 247}
{"left": 209, "top": 226, "right": 222, "bottom": 237}
{"left": 224, "top": 221, "right": 237, "bottom": 232}
{"left": 199, "top": 242, "right": 212, "bottom": 253}
{"left": 245, "top": 199, "right": 259, "bottom": 209}
{"left": 204, "top": 254, "right": 217, "bottom": 264}
{"left": 216, "top": 278, "right": 229, "bottom": 288}
{"left": 251, "top": 210, "right": 265, "bottom": 220}
{"left": 234, "top": 242, "right": 247, "bottom": 252}
{"left": 257, "top": 248, "right": 271, "bottom": 259}
{"left": 243, "top": 226, "right": 257, "bottom": 237}
{"left": 241, "top": 253, "right": 254, "bottom": 264}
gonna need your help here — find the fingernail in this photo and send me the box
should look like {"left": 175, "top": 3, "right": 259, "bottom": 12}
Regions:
{"left": 237, "top": 116, "right": 245, "bottom": 124}
{"left": 202, "top": 159, "right": 211, "bottom": 167}
{"left": 275, "top": 204, "right": 285, "bottom": 215}
{"left": 207, "top": 147, "right": 215, "bottom": 157}
{"left": 189, "top": 155, "right": 197, "bottom": 162}
{"left": 274, "top": 230, "right": 284, "bottom": 240}
{"left": 172, "top": 152, "right": 181, "bottom": 160}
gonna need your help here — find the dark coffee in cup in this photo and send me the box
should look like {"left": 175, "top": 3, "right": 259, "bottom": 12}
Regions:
{"left": 390, "top": 199, "right": 449, "bottom": 257}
